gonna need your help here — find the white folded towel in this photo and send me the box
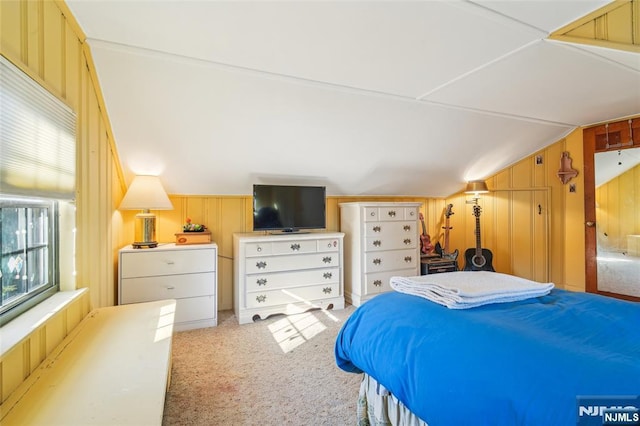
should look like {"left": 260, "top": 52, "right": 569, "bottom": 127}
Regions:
{"left": 390, "top": 271, "right": 554, "bottom": 309}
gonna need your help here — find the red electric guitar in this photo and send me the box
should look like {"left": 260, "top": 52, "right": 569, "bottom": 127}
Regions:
{"left": 418, "top": 212, "right": 434, "bottom": 254}
{"left": 435, "top": 204, "right": 459, "bottom": 261}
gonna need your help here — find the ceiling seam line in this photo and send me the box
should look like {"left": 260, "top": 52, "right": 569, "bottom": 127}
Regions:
{"left": 416, "top": 39, "right": 541, "bottom": 100}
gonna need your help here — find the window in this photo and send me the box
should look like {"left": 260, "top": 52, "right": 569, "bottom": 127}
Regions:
{"left": 1, "top": 196, "right": 58, "bottom": 324}
{"left": 0, "top": 55, "right": 76, "bottom": 326}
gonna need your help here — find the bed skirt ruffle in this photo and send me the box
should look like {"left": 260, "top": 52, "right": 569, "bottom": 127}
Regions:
{"left": 357, "top": 374, "right": 428, "bottom": 426}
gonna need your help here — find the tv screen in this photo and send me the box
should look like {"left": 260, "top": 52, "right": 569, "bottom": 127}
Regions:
{"left": 253, "top": 184, "right": 326, "bottom": 232}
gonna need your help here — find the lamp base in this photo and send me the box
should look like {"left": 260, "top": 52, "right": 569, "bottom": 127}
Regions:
{"left": 133, "top": 212, "right": 158, "bottom": 249}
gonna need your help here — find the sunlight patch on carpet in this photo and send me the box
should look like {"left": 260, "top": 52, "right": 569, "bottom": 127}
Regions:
{"left": 268, "top": 312, "right": 327, "bottom": 353}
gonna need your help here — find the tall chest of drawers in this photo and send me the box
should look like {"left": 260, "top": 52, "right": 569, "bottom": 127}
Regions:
{"left": 233, "top": 232, "right": 344, "bottom": 325}
{"left": 340, "top": 202, "right": 421, "bottom": 306}
{"left": 118, "top": 243, "right": 217, "bottom": 331}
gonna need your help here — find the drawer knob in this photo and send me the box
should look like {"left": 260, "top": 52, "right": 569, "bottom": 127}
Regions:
{"left": 404, "top": 256, "right": 412, "bottom": 263}
{"left": 388, "top": 210, "right": 396, "bottom": 217}
{"left": 257, "top": 278, "right": 267, "bottom": 286}
{"left": 373, "top": 258, "right": 382, "bottom": 265}
{"left": 373, "top": 226, "right": 381, "bottom": 233}
{"left": 404, "top": 238, "right": 411, "bottom": 245}
{"left": 403, "top": 225, "right": 411, "bottom": 231}
{"left": 256, "top": 261, "right": 267, "bottom": 269}
{"left": 256, "top": 295, "right": 267, "bottom": 303}
{"left": 322, "top": 256, "right": 332, "bottom": 264}
{"left": 322, "top": 287, "right": 332, "bottom": 294}
{"left": 373, "top": 279, "right": 382, "bottom": 287}
{"left": 373, "top": 240, "right": 381, "bottom": 247}
{"left": 323, "top": 272, "right": 332, "bottom": 279}
{"left": 257, "top": 246, "right": 262, "bottom": 252}
{"left": 290, "top": 243, "right": 300, "bottom": 251}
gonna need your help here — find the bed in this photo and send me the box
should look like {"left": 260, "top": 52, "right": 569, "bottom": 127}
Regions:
{"left": 334, "top": 272, "right": 640, "bottom": 425}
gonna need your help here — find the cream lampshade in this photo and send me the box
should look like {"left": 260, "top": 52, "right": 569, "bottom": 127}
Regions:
{"left": 119, "top": 175, "right": 173, "bottom": 248}
{"left": 464, "top": 180, "right": 489, "bottom": 195}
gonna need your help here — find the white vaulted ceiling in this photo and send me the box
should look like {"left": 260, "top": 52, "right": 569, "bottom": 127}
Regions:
{"left": 65, "top": 0, "right": 640, "bottom": 197}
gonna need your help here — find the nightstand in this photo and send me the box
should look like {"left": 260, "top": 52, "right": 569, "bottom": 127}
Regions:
{"left": 421, "top": 256, "right": 458, "bottom": 275}
{"left": 118, "top": 243, "right": 218, "bottom": 331}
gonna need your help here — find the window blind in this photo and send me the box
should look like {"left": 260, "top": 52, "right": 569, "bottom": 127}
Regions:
{"left": 0, "top": 55, "right": 76, "bottom": 200}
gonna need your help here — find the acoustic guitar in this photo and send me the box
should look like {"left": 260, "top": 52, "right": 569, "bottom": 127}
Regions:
{"left": 418, "top": 212, "right": 434, "bottom": 254}
{"left": 435, "top": 204, "right": 459, "bottom": 261}
{"left": 463, "top": 205, "right": 495, "bottom": 271}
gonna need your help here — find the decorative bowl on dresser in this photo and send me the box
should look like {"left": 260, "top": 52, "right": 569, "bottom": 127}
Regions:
{"left": 233, "top": 232, "right": 345, "bottom": 325}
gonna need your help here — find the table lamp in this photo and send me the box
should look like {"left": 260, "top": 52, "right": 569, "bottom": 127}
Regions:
{"left": 119, "top": 175, "right": 173, "bottom": 248}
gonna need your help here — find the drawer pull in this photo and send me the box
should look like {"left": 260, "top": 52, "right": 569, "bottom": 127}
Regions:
{"left": 373, "top": 258, "right": 382, "bottom": 265}
{"left": 388, "top": 210, "right": 396, "bottom": 217}
{"left": 373, "top": 240, "right": 381, "bottom": 247}
{"left": 166, "top": 286, "right": 175, "bottom": 290}
{"left": 322, "top": 287, "right": 332, "bottom": 294}
{"left": 403, "top": 225, "right": 411, "bottom": 231}
{"left": 404, "top": 256, "right": 412, "bottom": 263}
{"left": 256, "top": 278, "right": 267, "bottom": 286}
{"left": 166, "top": 261, "right": 175, "bottom": 265}
{"left": 323, "top": 272, "right": 332, "bottom": 279}
{"left": 404, "top": 238, "right": 412, "bottom": 245}
{"left": 290, "top": 243, "right": 301, "bottom": 251}
{"left": 256, "top": 246, "right": 262, "bottom": 252}
{"left": 373, "top": 226, "right": 381, "bottom": 233}
{"left": 256, "top": 295, "right": 267, "bottom": 303}
{"left": 370, "top": 211, "right": 376, "bottom": 217}
{"left": 256, "top": 261, "right": 267, "bottom": 269}
{"left": 373, "top": 279, "right": 382, "bottom": 287}
{"left": 322, "top": 256, "right": 332, "bottom": 264}
{"left": 409, "top": 210, "right": 415, "bottom": 217}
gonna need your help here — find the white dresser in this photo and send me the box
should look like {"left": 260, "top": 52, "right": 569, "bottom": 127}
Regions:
{"left": 233, "top": 232, "right": 344, "bottom": 325}
{"left": 118, "top": 243, "right": 217, "bottom": 331}
{"left": 340, "top": 202, "right": 421, "bottom": 306}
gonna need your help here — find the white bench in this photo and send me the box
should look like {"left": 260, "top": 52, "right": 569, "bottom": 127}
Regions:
{"left": 0, "top": 299, "right": 176, "bottom": 426}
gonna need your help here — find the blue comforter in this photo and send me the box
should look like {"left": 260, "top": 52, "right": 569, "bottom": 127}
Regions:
{"left": 335, "top": 289, "right": 640, "bottom": 425}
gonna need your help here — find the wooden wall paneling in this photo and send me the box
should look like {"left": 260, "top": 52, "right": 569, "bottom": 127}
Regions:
{"left": 608, "top": 2, "right": 633, "bottom": 44}
{"left": 98, "top": 119, "right": 111, "bottom": 306}
{"left": 564, "top": 129, "right": 586, "bottom": 290}
{"left": 218, "top": 197, "right": 250, "bottom": 310}
{"left": 533, "top": 149, "right": 547, "bottom": 187}
{"left": 64, "top": 19, "right": 80, "bottom": 109}
{"left": 26, "top": 0, "right": 40, "bottom": 72}
{"left": 493, "top": 191, "right": 512, "bottom": 274}
{"left": 43, "top": 0, "right": 63, "bottom": 95}
{"left": 533, "top": 189, "right": 550, "bottom": 282}
{"left": 619, "top": 170, "right": 636, "bottom": 250}
{"left": 512, "top": 191, "right": 535, "bottom": 278}
{"left": 511, "top": 158, "right": 532, "bottom": 188}
{"left": 546, "top": 140, "right": 567, "bottom": 286}
{"left": 0, "top": 0, "right": 22, "bottom": 61}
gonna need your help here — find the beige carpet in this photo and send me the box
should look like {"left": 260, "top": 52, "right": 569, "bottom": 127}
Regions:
{"left": 162, "top": 305, "right": 362, "bottom": 425}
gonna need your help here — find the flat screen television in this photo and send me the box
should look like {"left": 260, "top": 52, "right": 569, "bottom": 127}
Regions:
{"left": 253, "top": 184, "right": 326, "bottom": 233}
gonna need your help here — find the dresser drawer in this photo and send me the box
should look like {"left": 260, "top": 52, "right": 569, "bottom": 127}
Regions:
{"left": 119, "top": 272, "right": 215, "bottom": 304}
{"left": 364, "top": 206, "right": 418, "bottom": 222}
{"left": 317, "top": 238, "right": 341, "bottom": 252}
{"left": 245, "top": 242, "right": 273, "bottom": 257}
{"left": 174, "top": 295, "right": 216, "bottom": 324}
{"left": 245, "top": 267, "right": 339, "bottom": 292}
{"left": 364, "top": 268, "right": 415, "bottom": 295}
{"left": 364, "top": 234, "right": 417, "bottom": 251}
{"left": 120, "top": 248, "right": 215, "bottom": 278}
{"left": 246, "top": 252, "right": 339, "bottom": 274}
{"left": 271, "top": 239, "right": 317, "bottom": 255}
{"left": 246, "top": 283, "right": 339, "bottom": 308}
{"left": 364, "top": 220, "right": 417, "bottom": 237}
{"left": 363, "top": 249, "right": 418, "bottom": 273}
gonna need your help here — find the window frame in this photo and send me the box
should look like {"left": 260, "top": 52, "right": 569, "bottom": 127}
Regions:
{"left": 0, "top": 196, "right": 60, "bottom": 326}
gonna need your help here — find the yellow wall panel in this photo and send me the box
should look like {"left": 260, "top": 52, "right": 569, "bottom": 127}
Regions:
{"left": 511, "top": 158, "right": 532, "bottom": 188}
{"left": 0, "top": 0, "right": 22, "bottom": 62}
{"left": 1, "top": 345, "right": 25, "bottom": 402}
{"left": 608, "top": 2, "right": 633, "bottom": 44}
{"left": 45, "top": 313, "right": 66, "bottom": 355}
{"left": 26, "top": 0, "right": 41, "bottom": 75}
{"left": 43, "top": 0, "right": 63, "bottom": 95}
